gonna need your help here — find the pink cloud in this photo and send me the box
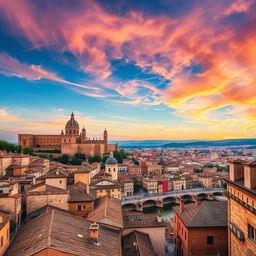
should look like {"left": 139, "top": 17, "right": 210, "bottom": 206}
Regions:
{"left": 0, "top": 0, "right": 256, "bottom": 127}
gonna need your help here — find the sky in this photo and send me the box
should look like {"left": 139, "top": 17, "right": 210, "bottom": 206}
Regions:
{"left": 0, "top": 0, "right": 256, "bottom": 142}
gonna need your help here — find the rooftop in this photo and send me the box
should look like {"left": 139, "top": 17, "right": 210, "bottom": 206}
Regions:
{"left": 6, "top": 209, "right": 121, "bottom": 256}
{"left": 173, "top": 201, "right": 227, "bottom": 228}
{"left": 87, "top": 196, "right": 123, "bottom": 229}
{"left": 122, "top": 230, "right": 156, "bottom": 256}
{"left": 123, "top": 211, "right": 166, "bottom": 228}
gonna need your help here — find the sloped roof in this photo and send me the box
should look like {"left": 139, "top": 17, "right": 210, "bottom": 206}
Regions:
{"left": 27, "top": 183, "right": 68, "bottom": 195}
{"left": 122, "top": 230, "right": 156, "bottom": 256}
{"left": 6, "top": 209, "right": 121, "bottom": 256}
{"left": 173, "top": 201, "right": 227, "bottom": 228}
{"left": 38, "top": 168, "right": 69, "bottom": 179}
{"left": 68, "top": 182, "right": 95, "bottom": 202}
{"left": 123, "top": 211, "right": 165, "bottom": 228}
{"left": 87, "top": 196, "right": 123, "bottom": 229}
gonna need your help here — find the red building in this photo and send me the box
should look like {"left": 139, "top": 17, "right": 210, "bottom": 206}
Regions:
{"left": 173, "top": 200, "right": 228, "bottom": 256}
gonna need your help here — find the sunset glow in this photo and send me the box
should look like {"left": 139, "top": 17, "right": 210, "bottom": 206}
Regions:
{"left": 0, "top": 0, "right": 256, "bottom": 141}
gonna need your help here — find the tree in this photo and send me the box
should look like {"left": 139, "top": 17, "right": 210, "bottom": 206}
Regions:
{"left": 0, "top": 140, "right": 21, "bottom": 153}
{"left": 88, "top": 154, "right": 102, "bottom": 164}
{"left": 70, "top": 157, "right": 82, "bottom": 165}
{"left": 133, "top": 178, "right": 142, "bottom": 193}
{"left": 194, "top": 168, "right": 203, "bottom": 173}
{"left": 23, "top": 147, "right": 34, "bottom": 155}
{"left": 58, "top": 154, "right": 69, "bottom": 164}
{"left": 74, "top": 153, "right": 86, "bottom": 160}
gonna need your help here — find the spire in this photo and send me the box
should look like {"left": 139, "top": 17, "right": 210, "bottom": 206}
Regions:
{"left": 110, "top": 151, "right": 113, "bottom": 158}
{"left": 61, "top": 130, "right": 64, "bottom": 135}
{"left": 71, "top": 112, "right": 74, "bottom": 119}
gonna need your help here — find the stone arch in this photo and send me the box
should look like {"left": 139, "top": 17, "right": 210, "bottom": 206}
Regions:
{"left": 163, "top": 196, "right": 176, "bottom": 204}
{"left": 122, "top": 203, "right": 137, "bottom": 210}
{"left": 181, "top": 194, "right": 193, "bottom": 201}
{"left": 142, "top": 199, "right": 157, "bottom": 207}
{"left": 197, "top": 193, "right": 208, "bottom": 199}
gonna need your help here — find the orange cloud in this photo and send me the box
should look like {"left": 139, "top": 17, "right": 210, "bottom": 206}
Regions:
{"left": 1, "top": 0, "right": 256, "bottom": 137}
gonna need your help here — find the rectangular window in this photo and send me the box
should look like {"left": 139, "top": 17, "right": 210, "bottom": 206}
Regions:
{"left": 83, "top": 205, "right": 86, "bottom": 210}
{"left": 6, "top": 229, "right": 8, "bottom": 240}
{"left": 77, "top": 205, "right": 82, "bottom": 211}
{"left": 207, "top": 236, "right": 214, "bottom": 245}
{"left": 20, "top": 185, "right": 25, "bottom": 193}
{"left": 0, "top": 236, "right": 3, "bottom": 247}
{"left": 248, "top": 224, "right": 256, "bottom": 243}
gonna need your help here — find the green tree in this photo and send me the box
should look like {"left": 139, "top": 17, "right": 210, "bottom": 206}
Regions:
{"left": 23, "top": 147, "right": 34, "bottom": 155}
{"left": 88, "top": 154, "right": 102, "bottom": 164}
{"left": 74, "top": 153, "right": 86, "bottom": 160}
{"left": 133, "top": 178, "right": 142, "bottom": 193}
{"left": 70, "top": 157, "right": 82, "bottom": 165}
{"left": 0, "top": 140, "right": 21, "bottom": 152}
{"left": 194, "top": 168, "right": 203, "bottom": 173}
{"left": 59, "top": 154, "right": 69, "bottom": 164}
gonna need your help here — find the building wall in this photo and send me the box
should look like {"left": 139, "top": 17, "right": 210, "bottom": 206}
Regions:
{"left": 74, "top": 173, "right": 91, "bottom": 193}
{"left": 122, "top": 226, "right": 165, "bottom": 256}
{"left": 227, "top": 184, "right": 256, "bottom": 256}
{"left": 0, "top": 220, "right": 10, "bottom": 256}
{"left": 68, "top": 201, "right": 93, "bottom": 217}
{"left": 189, "top": 228, "right": 228, "bottom": 256}
{"left": 95, "top": 188, "right": 121, "bottom": 199}
{"left": 174, "top": 212, "right": 228, "bottom": 256}
{"left": 34, "top": 248, "right": 70, "bottom": 256}
{"left": 0, "top": 197, "right": 21, "bottom": 224}
{"left": 0, "top": 157, "right": 12, "bottom": 176}
{"left": 45, "top": 178, "right": 67, "bottom": 190}
{"left": 26, "top": 194, "right": 69, "bottom": 214}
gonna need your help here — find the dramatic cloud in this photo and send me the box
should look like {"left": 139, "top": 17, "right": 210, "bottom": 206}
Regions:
{"left": 0, "top": 0, "right": 256, "bottom": 138}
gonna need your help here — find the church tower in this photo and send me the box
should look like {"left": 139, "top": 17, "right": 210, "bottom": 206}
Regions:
{"left": 80, "top": 126, "right": 86, "bottom": 143}
{"left": 65, "top": 112, "right": 80, "bottom": 135}
{"left": 103, "top": 129, "right": 108, "bottom": 141}
{"left": 105, "top": 151, "right": 118, "bottom": 180}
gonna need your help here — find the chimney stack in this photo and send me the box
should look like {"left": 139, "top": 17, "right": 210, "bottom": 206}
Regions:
{"left": 180, "top": 200, "right": 184, "bottom": 212}
{"left": 89, "top": 222, "right": 99, "bottom": 244}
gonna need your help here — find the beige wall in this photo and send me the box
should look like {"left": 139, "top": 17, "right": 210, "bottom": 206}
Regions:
{"left": 26, "top": 193, "right": 69, "bottom": 214}
{"left": 45, "top": 177, "right": 67, "bottom": 190}
{"left": 123, "top": 226, "right": 165, "bottom": 256}
{"left": 0, "top": 197, "right": 21, "bottom": 224}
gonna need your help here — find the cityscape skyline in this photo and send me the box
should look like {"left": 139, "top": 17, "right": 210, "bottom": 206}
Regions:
{"left": 1, "top": 0, "right": 256, "bottom": 142}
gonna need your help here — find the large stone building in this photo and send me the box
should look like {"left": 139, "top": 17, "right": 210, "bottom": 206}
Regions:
{"left": 18, "top": 112, "right": 118, "bottom": 156}
{"left": 226, "top": 159, "right": 256, "bottom": 256}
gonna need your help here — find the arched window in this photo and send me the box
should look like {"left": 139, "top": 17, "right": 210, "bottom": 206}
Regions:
{"left": 114, "top": 168, "right": 115, "bottom": 172}
{"left": 108, "top": 168, "right": 110, "bottom": 172}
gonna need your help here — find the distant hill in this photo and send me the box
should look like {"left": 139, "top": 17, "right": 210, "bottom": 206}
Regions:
{"left": 109, "top": 140, "right": 198, "bottom": 147}
{"left": 162, "top": 138, "right": 256, "bottom": 148}
{"left": 110, "top": 138, "right": 256, "bottom": 148}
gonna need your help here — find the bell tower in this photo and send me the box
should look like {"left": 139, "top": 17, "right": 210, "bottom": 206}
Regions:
{"left": 103, "top": 129, "right": 108, "bottom": 141}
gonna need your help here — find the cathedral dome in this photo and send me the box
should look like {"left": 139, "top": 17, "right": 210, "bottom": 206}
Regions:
{"left": 65, "top": 112, "right": 79, "bottom": 127}
{"left": 105, "top": 151, "right": 118, "bottom": 165}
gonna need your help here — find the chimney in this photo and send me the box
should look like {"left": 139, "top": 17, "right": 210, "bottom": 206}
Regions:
{"left": 244, "top": 161, "right": 256, "bottom": 189}
{"left": 180, "top": 200, "right": 184, "bottom": 212}
{"left": 195, "top": 198, "right": 201, "bottom": 206}
{"left": 89, "top": 223, "right": 99, "bottom": 244}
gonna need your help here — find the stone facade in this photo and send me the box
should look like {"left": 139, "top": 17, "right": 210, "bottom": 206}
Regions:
{"left": 226, "top": 159, "right": 256, "bottom": 256}
{"left": 18, "top": 113, "right": 118, "bottom": 156}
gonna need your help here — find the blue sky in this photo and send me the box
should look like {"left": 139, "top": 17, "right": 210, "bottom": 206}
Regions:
{"left": 0, "top": 0, "right": 256, "bottom": 142}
